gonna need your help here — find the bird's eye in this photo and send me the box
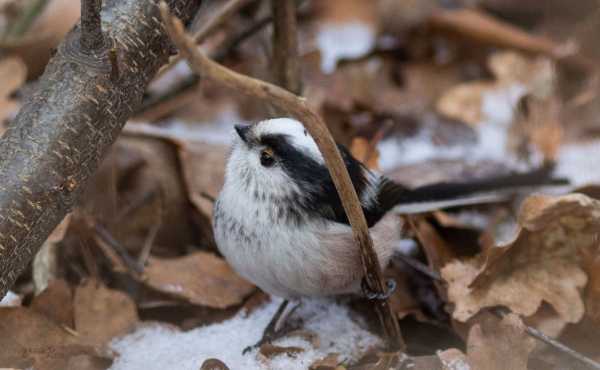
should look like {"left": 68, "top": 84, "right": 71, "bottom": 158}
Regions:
{"left": 260, "top": 150, "right": 275, "bottom": 167}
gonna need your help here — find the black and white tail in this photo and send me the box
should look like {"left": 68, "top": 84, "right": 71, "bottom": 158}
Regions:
{"left": 378, "top": 165, "right": 569, "bottom": 215}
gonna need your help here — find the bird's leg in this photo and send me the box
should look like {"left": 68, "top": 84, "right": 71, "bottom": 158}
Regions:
{"left": 243, "top": 299, "right": 301, "bottom": 354}
{"left": 361, "top": 277, "right": 397, "bottom": 300}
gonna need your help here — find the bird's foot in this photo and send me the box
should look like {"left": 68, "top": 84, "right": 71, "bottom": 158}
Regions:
{"left": 242, "top": 320, "right": 301, "bottom": 354}
{"left": 242, "top": 300, "right": 301, "bottom": 355}
{"left": 361, "top": 278, "right": 396, "bottom": 300}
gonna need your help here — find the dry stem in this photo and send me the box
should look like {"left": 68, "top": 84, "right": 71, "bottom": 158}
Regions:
{"left": 271, "top": 0, "right": 301, "bottom": 94}
{"left": 157, "top": 0, "right": 252, "bottom": 78}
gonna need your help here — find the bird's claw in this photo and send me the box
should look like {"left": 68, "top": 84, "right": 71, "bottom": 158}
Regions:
{"left": 361, "top": 278, "right": 396, "bottom": 300}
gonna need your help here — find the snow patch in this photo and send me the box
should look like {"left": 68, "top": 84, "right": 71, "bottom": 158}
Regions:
{"left": 556, "top": 141, "right": 600, "bottom": 186}
{"left": 378, "top": 85, "right": 528, "bottom": 172}
{"left": 109, "top": 298, "right": 380, "bottom": 370}
{"left": 395, "top": 239, "right": 418, "bottom": 255}
{"left": 0, "top": 291, "right": 21, "bottom": 307}
{"left": 316, "top": 22, "right": 375, "bottom": 74}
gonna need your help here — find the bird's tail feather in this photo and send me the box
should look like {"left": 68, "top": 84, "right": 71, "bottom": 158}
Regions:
{"left": 383, "top": 165, "right": 569, "bottom": 215}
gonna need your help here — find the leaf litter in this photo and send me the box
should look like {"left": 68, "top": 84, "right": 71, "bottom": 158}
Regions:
{"left": 2, "top": 1, "right": 600, "bottom": 369}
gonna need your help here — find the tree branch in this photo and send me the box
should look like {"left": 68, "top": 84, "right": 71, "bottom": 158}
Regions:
{"left": 271, "top": 0, "right": 301, "bottom": 94}
{"left": 157, "top": 0, "right": 252, "bottom": 79}
{"left": 160, "top": 3, "right": 405, "bottom": 350}
{"left": 0, "top": 0, "right": 202, "bottom": 299}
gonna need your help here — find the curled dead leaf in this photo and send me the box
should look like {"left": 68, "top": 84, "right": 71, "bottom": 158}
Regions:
{"left": 143, "top": 252, "right": 255, "bottom": 309}
{"left": 442, "top": 193, "right": 600, "bottom": 323}
{"left": 581, "top": 245, "right": 600, "bottom": 326}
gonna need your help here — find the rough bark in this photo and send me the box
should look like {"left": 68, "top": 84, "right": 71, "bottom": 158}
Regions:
{"left": 0, "top": 0, "right": 201, "bottom": 299}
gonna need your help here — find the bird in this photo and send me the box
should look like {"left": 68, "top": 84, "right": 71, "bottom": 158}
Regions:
{"left": 212, "top": 117, "right": 567, "bottom": 351}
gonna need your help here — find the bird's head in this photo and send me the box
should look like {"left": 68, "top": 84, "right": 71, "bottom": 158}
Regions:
{"left": 225, "top": 118, "right": 327, "bottom": 200}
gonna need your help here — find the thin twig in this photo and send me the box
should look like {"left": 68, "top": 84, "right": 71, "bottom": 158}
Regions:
{"left": 92, "top": 222, "right": 144, "bottom": 275}
{"left": 271, "top": 0, "right": 301, "bottom": 94}
{"left": 137, "top": 199, "right": 163, "bottom": 267}
{"left": 160, "top": 2, "right": 405, "bottom": 350}
{"left": 157, "top": 0, "right": 252, "bottom": 79}
{"left": 80, "top": 0, "right": 104, "bottom": 51}
{"left": 397, "top": 253, "right": 600, "bottom": 370}
{"left": 138, "top": 12, "right": 273, "bottom": 116}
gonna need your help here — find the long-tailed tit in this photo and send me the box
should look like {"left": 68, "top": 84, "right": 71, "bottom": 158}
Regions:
{"left": 212, "top": 118, "right": 566, "bottom": 349}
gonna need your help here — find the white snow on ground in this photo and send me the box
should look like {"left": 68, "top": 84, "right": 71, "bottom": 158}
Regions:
{"left": 555, "top": 141, "right": 600, "bottom": 186}
{"left": 109, "top": 298, "right": 380, "bottom": 370}
{"left": 379, "top": 85, "right": 527, "bottom": 172}
{"left": 316, "top": 22, "right": 375, "bottom": 74}
{"left": 0, "top": 291, "right": 21, "bottom": 307}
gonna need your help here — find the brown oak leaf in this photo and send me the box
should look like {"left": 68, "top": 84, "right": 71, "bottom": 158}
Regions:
{"left": 442, "top": 193, "right": 599, "bottom": 323}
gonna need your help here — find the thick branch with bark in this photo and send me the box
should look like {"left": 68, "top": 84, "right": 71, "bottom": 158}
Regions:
{"left": 160, "top": 4, "right": 405, "bottom": 350}
{"left": 0, "top": 0, "right": 201, "bottom": 299}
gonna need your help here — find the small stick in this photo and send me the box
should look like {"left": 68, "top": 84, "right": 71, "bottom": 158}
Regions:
{"left": 93, "top": 222, "right": 144, "bottom": 275}
{"left": 80, "top": 0, "right": 104, "bottom": 51}
{"left": 137, "top": 199, "right": 163, "bottom": 267}
{"left": 271, "top": 0, "right": 301, "bottom": 94}
{"left": 157, "top": 0, "right": 252, "bottom": 78}
{"left": 159, "top": 2, "right": 405, "bottom": 350}
{"left": 138, "top": 13, "right": 273, "bottom": 116}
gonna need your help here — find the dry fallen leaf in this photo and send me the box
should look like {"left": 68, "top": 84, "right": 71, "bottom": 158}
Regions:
{"left": 310, "top": 353, "right": 340, "bottom": 370}
{"left": 350, "top": 137, "right": 380, "bottom": 171}
{"left": 143, "top": 251, "right": 255, "bottom": 309}
{"left": 0, "top": 56, "right": 26, "bottom": 124}
{"left": 258, "top": 343, "right": 304, "bottom": 360}
{"left": 74, "top": 279, "right": 139, "bottom": 347}
{"left": 30, "top": 279, "right": 74, "bottom": 328}
{"left": 0, "top": 307, "right": 109, "bottom": 370}
{"left": 581, "top": 245, "right": 600, "bottom": 326}
{"left": 436, "top": 81, "right": 494, "bottom": 126}
{"left": 177, "top": 141, "right": 227, "bottom": 219}
{"left": 442, "top": 193, "right": 600, "bottom": 323}
{"left": 436, "top": 51, "right": 555, "bottom": 126}
{"left": 200, "top": 358, "right": 231, "bottom": 370}
{"left": 467, "top": 313, "right": 535, "bottom": 370}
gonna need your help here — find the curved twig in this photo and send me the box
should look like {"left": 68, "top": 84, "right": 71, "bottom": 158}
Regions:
{"left": 159, "top": 2, "right": 405, "bottom": 350}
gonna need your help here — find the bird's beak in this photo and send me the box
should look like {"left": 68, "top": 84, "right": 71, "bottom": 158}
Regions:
{"left": 234, "top": 124, "right": 251, "bottom": 143}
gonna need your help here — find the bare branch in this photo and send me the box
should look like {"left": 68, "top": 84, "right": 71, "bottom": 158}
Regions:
{"left": 0, "top": 0, "right": 202, "bottom": 299}
{"left": 271, "top": 0, "right": 301, "bottom": 94}
{"left": 159, "top": 3, "right": 405, "bottom": 350}
{"left": 157, "top": 0, "right": 252, "bottom": 78}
